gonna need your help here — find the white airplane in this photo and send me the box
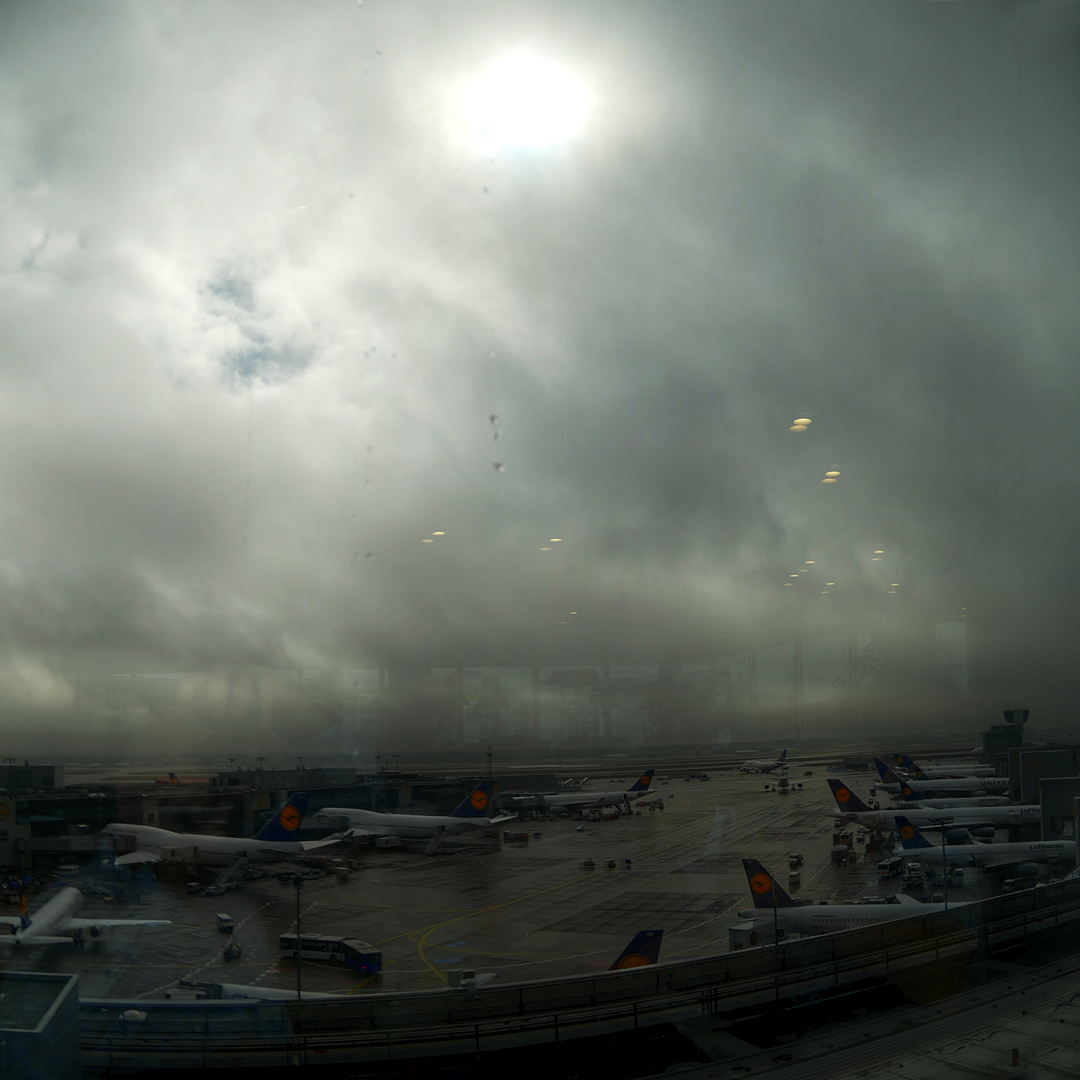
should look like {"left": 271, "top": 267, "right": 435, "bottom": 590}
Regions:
{"left": 896, "top": 815, "right": 1072, "bottom": 871}
{"left": 0, "top": 886, "right": 169, "bottom": 946}
{"left": 827, "top": 780, "right": 1040, "bottom": 830}
{"left": 102, "top": 793, "right": 342, "bottom": 867}
{"left": 737, "top": 860, "right": 948, "bottom": 938}
{"left": 900, "top": 795, "right": 1012, "bottom": 809}
{"left": 873, "top": 758, "right": 1009, "bottom": 795}
{"left": 506, "top": 771, "right": 657, "bottom": 811}
{"left": 888, "top": 753, "right": 994, "bottom": 779}
{"left": 739, "top": 749, "right": 787, "bottom": 774}
{"left": 313, "top": 780, "right": 517, "bottom": 854}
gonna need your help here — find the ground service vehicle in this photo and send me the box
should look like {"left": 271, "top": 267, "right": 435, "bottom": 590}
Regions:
{"left": 279, "top": 934, "right": 382, "bottom": 974}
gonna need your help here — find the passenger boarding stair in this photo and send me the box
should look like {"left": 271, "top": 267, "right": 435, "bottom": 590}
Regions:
{"left": 213, "top": 857, "right": 249, "bottom": 890}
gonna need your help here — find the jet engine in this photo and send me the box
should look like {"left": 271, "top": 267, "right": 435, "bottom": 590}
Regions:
{"left": 1015, "top": 862, "right": 1040, "bottom": 879}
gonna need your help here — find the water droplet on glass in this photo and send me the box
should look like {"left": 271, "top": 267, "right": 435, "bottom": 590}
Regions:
{"left": 353, "top": 551, "right": 361, "bottom": 559}
{"left": 365, "top": 552, "right": 373, "bottom": 559}
{"left": 488, "top": 351, "right": 495, "bottom": 358}
{"left": 490, "top": 413, "right": 499, "bottom": 425}
{"left": 365, "top": 478, "right": 372, "bottom": 486}
{"left": 366, "top": 445, "right": 373, "bottom": 452}
{"left": 494, "top": 462, "right": 505, "bottom": 473}
{"left": 493, "top": 432, "right": 500, "bottom": 442}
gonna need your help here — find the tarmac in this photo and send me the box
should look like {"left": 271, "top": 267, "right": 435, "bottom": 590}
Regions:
{"left": 0, "top": 768, "right": 1004, "bottom": 1002}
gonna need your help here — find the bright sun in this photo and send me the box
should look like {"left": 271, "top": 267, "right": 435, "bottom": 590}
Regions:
{"left": 465, "top": 53, "right": 590, "bottom": 150}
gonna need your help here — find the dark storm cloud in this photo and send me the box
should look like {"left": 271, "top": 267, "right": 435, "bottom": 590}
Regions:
{"left": 0, "top": 1, "right": 1077, "bottom": 736}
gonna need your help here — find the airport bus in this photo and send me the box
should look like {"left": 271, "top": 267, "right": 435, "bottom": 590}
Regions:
{"left": 278, "top": 933, "right": 382, "bottom": 975}
{"left": 877, "top": 856, "right": 904, "bottom": 878}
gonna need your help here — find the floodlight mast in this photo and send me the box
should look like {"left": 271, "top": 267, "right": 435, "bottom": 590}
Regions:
{"left": 930, "top": 817, "right": 950, "bottom": 912}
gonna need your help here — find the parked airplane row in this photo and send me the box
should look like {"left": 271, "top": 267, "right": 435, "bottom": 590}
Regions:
{"left": 872, "top": 756, "right": 1011, "bottom": 796}
{"left": 827, "top": 778, "right": 1041, "bottom": 831}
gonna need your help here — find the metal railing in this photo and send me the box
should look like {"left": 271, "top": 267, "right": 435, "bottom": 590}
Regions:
{"left": 81, "top": 876, "right": 1080, "bottom": 1064}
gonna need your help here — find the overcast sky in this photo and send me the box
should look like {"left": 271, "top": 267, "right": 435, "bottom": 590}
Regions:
{"left": 0, "top": 1, "right": 1078, "bottom": 727}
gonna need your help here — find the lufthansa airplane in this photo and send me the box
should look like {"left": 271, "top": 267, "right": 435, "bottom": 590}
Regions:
{"left": 736, "top": 859, "right": 946, "bottom": 938}
{"left": 739, "top": 749, "right": 787, "bottom": 774}
{"left": 827, "top": 779, "right": 1040, "bottom": 830}
{"left": 0, "top": 887, "right": 169, "bottom": 947}
{"left": 314, "top": 780, "right": 516, "bottom": 854}
{"left": 895, "top": 815, "right": 1071, "bottom": 871}
{"left": 889, "top": 753, "right": 994, "bottom": 780}
{"left": 507, "top": 771, "right": 657, "bottom": 812}
{"left": 103, "top": 793, "right": 342, "bottom": 867}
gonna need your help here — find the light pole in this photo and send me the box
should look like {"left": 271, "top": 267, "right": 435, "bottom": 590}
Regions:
{"left": 293, "top": 874, "right": 303, "bottom": 1001}
{"left": 929, "top": 817, "right": 949, "bottom": 912}
{"left": 772, "top": 871, "right": 779, "bottom": 948}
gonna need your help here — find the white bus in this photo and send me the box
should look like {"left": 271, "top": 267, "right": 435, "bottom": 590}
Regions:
{"left": 278, "top": 933, "right": 382, "bottom": 975}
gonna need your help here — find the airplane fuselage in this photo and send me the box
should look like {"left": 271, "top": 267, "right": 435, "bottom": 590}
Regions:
{"left": 739, "top": 761, "right": 783, "bottom": 774}
{"left": 738, "top": 900, "right": 948, "bottom": 936}
{"left": 902, "top": 796, "right": 1011, "bottom": 808}
{"left": 905, "top": 839, "right": 1071, "bottom": 868}
{"left": 877, "top": 778, "right": 1010, "bottom": 795}
{"left": 103, "top": 823, "right": 311, "bottom": 866}
{"left": 512, "top": 790, "right": 649, "bottom": 809}
{"left": 314, "top": 807, "right": 502, "bottom": 839}
{"left": 834, "top": 805, "right": 1040, "bottom": 830}
{"left": 910, "top": 767, "right": 995, "bottom": 779}
{"left": 10, "top": 886, "right": 82, "bottom": 944}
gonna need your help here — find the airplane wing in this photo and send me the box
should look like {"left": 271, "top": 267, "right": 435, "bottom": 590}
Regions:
{"left": 0, "top": 936, "right": 75, "bottom": 946}
{"left": 976, "top": 856, "right": 1034, "bottom": 871}
{"left": 456, "top": 814, "right": 516, "bottom": 828}
{"left": 65, "top": 918, "right": 171, "bottom": 929}
{"left": 300, "top": 837, "right": 346, "bottom": 852}
{"left": 0, "top": 916, "right": 19, "bottom": 928}
{"left": 114, "top": 850, "right": 162, "bottom": 866}
{"left": 341, "top": 828, "right": 378, "bottom": 840}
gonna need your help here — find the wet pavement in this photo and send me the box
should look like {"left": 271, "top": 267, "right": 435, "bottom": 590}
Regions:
{"left": 0, "top": 770, "right": 1005, "bottom": 1000}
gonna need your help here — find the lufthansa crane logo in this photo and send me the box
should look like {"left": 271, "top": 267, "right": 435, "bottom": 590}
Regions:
{"left": 1027, "top": 758, "right": 1041, "bottom": 771}
{"left": 470, "top": 790, "right": 489, "bottom": 810}
{"left": 894, "top": 755, "right": 904, "bottom": 765}
{"left": 834, "top": 787, "right": 851, "bottom": 803}
{"left": 639, "top": 774, "right": 651, "bottom": 787}
{"left": 902, "top": 786, "right": 913, "bottom": 797}
{"left": 900, "top": 825, "right": 915, "bottom": 839}
{"left": 279, "top": 805, "right": 302, "bottom": 831}
{"left": 750, "top": 872, "right": 773, "bottom": 895}
{"left": 615, "top": 953, "right": 651, "bottom": 968}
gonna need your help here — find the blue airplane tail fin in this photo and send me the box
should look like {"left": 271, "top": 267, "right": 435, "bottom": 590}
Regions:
{"left": 899, "top": 782, "right": 919, "bottom": 801}
{"left": 608, "top": 930, "right": 663, "bottom": 970}
{"left": 873, "top": 756, "right": 900, "bottom": 783}
{"left": 169, "top": 772, "right": 181, "bottom": 784}
{"left": 627, "top": 769, "right": 655, "bottom": 793}
{"left": 897, "top": 753, "right": 925, "bottom": 779}
{"left": 450, "top": 780, "right": 496, "bottom": 818}
{"left": 742, "top": 859, "right": 801, "bottom": 908}
{"left": 253, "top": 793, "right": 309, "bottom": 841}
{"left": 895, "top": 815, "right": 934, "bottom": 849}
{"left": 778, "top": 749, "right": 787, "bottom": 763}
{"left": 827, "top": 778, "right": 872, "bottom": 813}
